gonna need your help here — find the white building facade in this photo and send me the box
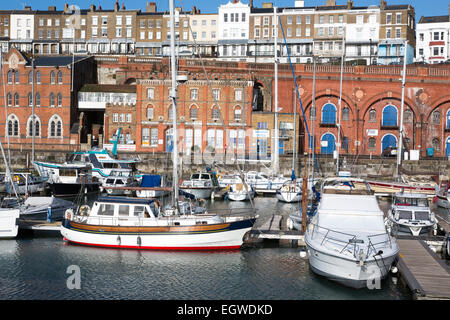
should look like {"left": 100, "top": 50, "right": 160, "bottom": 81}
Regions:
{"left": 416, "top": 14, "right": 450, "bottom": 64}
{"left": 10, "top": 13, "right": 34, "bottom": 52}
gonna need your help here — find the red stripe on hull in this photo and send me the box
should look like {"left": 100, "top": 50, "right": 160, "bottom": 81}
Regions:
{"left": 63, "top": 239, "right": 242, "bottom": 251}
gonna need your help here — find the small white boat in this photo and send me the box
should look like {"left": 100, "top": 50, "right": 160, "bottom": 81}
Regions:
{"left": 305, "top": 176, "right": 399, "bottom": 288}
{"left": 435, "top": 183, "right": 450, "bottom": 210}
{"left": 276, "top": 181, "right": 302, "bottom": 203}
{"left": 180, "top": 172, "right": 217, "bottom": 199}
{"left": 61, "top": 196, "right": 256, "bottom": 250}
{"left": 5, "top": 173, "right": 47, "bottom": 195}
{"left": 101, "top": 169, "right": 139, "bottom": 196}
{"left": 227, "top": 183, "right": 255, "bottom": 201}
{"left": 0, "top": 208, "right": 20, "bottom": 238}
{"left": 386, "top": 192, "right": 437, "bottom": 236}
{"left": 288, "top": 204, "right": 318, "bottom": 231}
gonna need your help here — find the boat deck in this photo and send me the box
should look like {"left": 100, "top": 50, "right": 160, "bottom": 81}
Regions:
{"left": 396, "top": 238, "right": 450, "bottom": 300}
{"left": 19, "top": 219, "right": 62, "bottom": 232}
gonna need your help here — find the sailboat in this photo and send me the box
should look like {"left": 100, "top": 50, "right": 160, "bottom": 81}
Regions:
{"left": 60, "top": 0, "right": 257, "bottom": 250}
{"left": 0, "top": 140, "right": 19, "bottom": 238}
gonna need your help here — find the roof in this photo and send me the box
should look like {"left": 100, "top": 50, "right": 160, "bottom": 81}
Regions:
{"left": 33, "top": 55, "right": 90, "bottom": 67}
{"left": 419, "top": 16, "right": 450, "bottom": 24}
{"left": 96, "top": 196, "right": 155, "bottom": 205}
{"left": 79, "top": 84, "right": 136, "bottom": 93}
{"left": 318, "top": 193, "right": 383, "bottom": 216}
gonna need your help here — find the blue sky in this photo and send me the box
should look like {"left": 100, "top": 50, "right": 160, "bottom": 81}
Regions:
{"left": 3, "top": 0, "right": 449, "bottom": 20}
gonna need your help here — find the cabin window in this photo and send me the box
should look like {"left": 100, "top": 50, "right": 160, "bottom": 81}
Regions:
{"left": 397, "top": 210, "right": 412, "bottom": 220}
{"left": 191, "top": 174, "right": 200, "bottom": 179}
{"left": 200, "top": 174, "right": 210, "bottom": 180}
{"left": 98, "top": 204, "right": 115, "bottom": 216}
{"left": 116, "top": 179, "right": 124, "bottom": 185}
{"left": 60, "top": 169, "right": 77, "bottom": 176}
{"left": 118, "top": 205, "right": 129, "bottom": 216}
{"left": 134, "top": 206, "right": 151, "bottom": 218}
{"left": 106, "top": 179, "right": 115, "bottom": 184}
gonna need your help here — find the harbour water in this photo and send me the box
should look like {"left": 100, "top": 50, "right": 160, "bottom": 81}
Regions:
{"left": 0, "top": 194, "right": 417, "bottom": 300}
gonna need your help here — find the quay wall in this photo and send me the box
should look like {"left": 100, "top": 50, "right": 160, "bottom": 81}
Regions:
{"left": 3, "top": 150, "right": 449, "bottom": 181}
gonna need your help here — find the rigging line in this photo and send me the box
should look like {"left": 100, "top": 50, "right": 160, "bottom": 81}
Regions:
{"left": 177, "top": 0, "right": 255, "bottom": 209}
{"left": 278, "top": 16, "right": 311, "bottom": 148}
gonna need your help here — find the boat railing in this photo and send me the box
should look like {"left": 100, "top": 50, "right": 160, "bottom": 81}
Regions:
{"left": 207, "top": 207, "right": 258, "bottom": 220}
{"left": 365, "top": 233, "right": 393, "bottom": 259}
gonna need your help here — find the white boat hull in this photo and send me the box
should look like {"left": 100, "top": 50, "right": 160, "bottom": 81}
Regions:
{"left": 135, "top": 189, "right": 170, "bottom": 198}
{"left": 228, "top": 190, "right": 254, "bottom": 201}
{"left": 436, "top": 196, "right": 450, "bottom": 209}
{"left": 0, "top": 208, "right": 20, "bottom": 238}
{"left": 179, "top": 187, "right": 214, "bottom": 199}
{"left": 306, "top": 239, "right": 397, "bottom": 289}
{"left": 276, "top": 191, "right": 302, "bottom": 203}
{"left": 60, "top": 218, "right": 254, "bottom": 250}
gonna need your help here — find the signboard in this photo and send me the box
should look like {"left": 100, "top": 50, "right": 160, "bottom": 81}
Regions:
{"left": 321, "top": 141, "right": 328, "bottom": 147}
{"left": 104, "top": 144, "right": 136, "bottom": 151}
{"left": 366, "top": 129, "right": 378, "bottom": 136}
{"left": 253, "top": 130, "right": 270, "bottom": 138}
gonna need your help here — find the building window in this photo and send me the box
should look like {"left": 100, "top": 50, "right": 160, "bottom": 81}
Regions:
{"left": 49, "top": 115, "right": 62, "bottom": 137}
{"left": 212, "top": 89, "right": 220, "bottom": 101}
{"left": 147, "top": 106, "right": 154, "bottom": 120}
{"left": 190, "top": 106, "right": 198, "bottom": 120}
{"left": 321, "top": 103, "right": 337, "bottom": 124}
{"left": 150, "top": 128, "right": 158, "bottom": 146}
{"left": 50, "top": 71, "right": 55, "bottom": 84}
{"left": 403, "top": 109, "right": 412, "bottom": 123}
{"left": 57, "top": 93, "right": 62, "bottom": 107}
{"left": 212, "top": 106, "right": 220, "bottom": 120}
{"left": 36, "top": 71, "right": 41, "bottom": 83}
{"left": 14, "top": 93, "right": 19, "bottom": 106}
{"left": 234, "top": 107, "right": 242, "bottom": 121}
{"left": 342, "top": 107, "right": 350, "bottom": 121}
{"left": 369, "top": 109, "right": 376, "bottom": 122}
{"left": 386, "top": 13, "right": 392, "bottom": 24}
{"left": 7, "top": 114, "right": 19, "bottom": 137}
{"left": 58, "top": 71, "right": 63, "bottom": 84}
{"left": 7, "top": 93, "right": 11, "bottom": 106}
{"left": 35, "top": 93, "right": 40, "bottom": 106}
{"left": 431, "top": 110, "right": 440, "bottom": 124}
{"left": 382, "top": 105, "right": 398, "bottom": 126}
{"left": 50, "top": 93, "right": 55, "bottom": 107}
{"left": 15, "top": 71, "right": 19, "bottom": 84}
{"left": 235, "top": 89, "right": 242, "bottom": 101}
{"left": 147, "top": 88, "right": 154, "bottom": 100}
{"left": 432, "top": 138, "right": 440, "bottom": 151}
{"left": 368, "top": 137, "right": 376, "bottom": 150}
{"left": 190, "top": 88, "right": 198, "bottom": 100}
{"left": 27, "top": 115, "right": 40, "bottom": 137}
{"left": 28, "top": 93, "right": 32, "bottom": 106}
{"left": 28, "top": 71, "right": 33, "bottom": 84}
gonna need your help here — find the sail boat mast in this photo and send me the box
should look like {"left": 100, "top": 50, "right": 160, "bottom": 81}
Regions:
{"left": 272, "top": 6, "right": 279, "bottom": 175}
{"left": 396, "top": 40, "right": 408, "bottom": 180}
{"left": 169, "top": 0, "right": 179, "bottom": 206}
{"left": 336, "top": 34, "right": 345, "bottom": 175}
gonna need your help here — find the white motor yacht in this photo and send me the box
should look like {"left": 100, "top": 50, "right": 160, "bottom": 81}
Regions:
{"left": 305, "top": 177, "right": 399, "bottom": 288}
{"left": 180, "top": 172, "right": 218, "bottom": 199}
{"left": 386, "top": 192, "right": 437, "bottom": 236}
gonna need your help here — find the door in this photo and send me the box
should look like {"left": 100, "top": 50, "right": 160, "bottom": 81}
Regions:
{"left": 279, "top": 140, "right": 284, "bottom": 155}
{"left": 320, "top": 133, "right": 335, "bottom": 154}
{"left": 446, "top": 137, "right": 450, "bottom": 157}
{"left": 257, "top": 139, "right": 267, "bottom": 159}
{"left": 165, "top": 129, "right": 173, "bottom": 152}
{"left": 381, "top": 134, "right": 397, "bottom": 153}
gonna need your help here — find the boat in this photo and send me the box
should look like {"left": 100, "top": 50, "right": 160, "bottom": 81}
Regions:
{"left": 5, "top": 173, "right": 47, "bottom": 195}
{"left": 288, "top": 204, "right": 317, "bottom": 231}
{"left": 0, "top": 207, "right": 20, "bottom": 238}
{"left": 435, "top": 183, "right": 450, "bottom": 210}
{"left": 305, "top": 176, "right": 399, "bottom": 288}
{"left": 276, "top": 180, "right": 302, "bottom": 203}
{"left": 227, "top": 182, "right": 255, "bottom": 201}
{"left": 366, "top": 179, "right": 437, "bottom": 197}
{"left": 1, "top": 196, "right": 76, "bottom": 221}
{"left": 33, "top": 162, "right": 100, "bottom": 197}
{"left": 180, "top": 172, "right": 218, "bottom": 199}
{"left": 61, "top": 196, "right": 256, "bottom": 250}
{"left": 135, "top": 174, "right": 171, "bottom": 198}
{"left": 101, "top": 169, "right": 139, "bottom": 196}
{"left": 386, "top": 192, "right": 437, "bottom": 236}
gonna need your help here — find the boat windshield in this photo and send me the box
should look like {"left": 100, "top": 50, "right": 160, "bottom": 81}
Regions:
{"left": 191, "top": 174, "right": 200, "bottom": 179}
{"left": 200, "top": 174, "right": 210, "bottom": 180}
{"left": 395, "top": 196, "right": 428, "bottom": 207}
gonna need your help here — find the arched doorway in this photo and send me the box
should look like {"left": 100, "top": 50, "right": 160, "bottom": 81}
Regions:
{"left": 446, "top": 136, "right": 450, "bottom": 157}
{"left": 165, "top": 128, "right": 174, "bottom": 152}
{"left": 381, "top": 134, "right": 397, "bottom": 152}
{"left": 320, "top": 133, "right": 335, "bottom": 154}
{"left": 252, "top": 82, "right": 264, "bottom": 111}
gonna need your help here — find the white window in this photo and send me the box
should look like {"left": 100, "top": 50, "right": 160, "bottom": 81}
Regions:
{"left": 147, "top": 88, "right": 155, "bottom": 100}
{"left": 287, "top": 17, "right": 292, "bottom": 25}
{"left": 149, "top": 31, "right": 154, "bottom": 39}
{"left": 126, "top": 27, "right": 131, "bottom": 37}
{"left": 92, "top": 27, "right": 98, "bottom": 37}
{"left": 190, "top": 89, "right": 198, "bottom": 100}
{"left": 126, "top": 16, "right": 132, "bottom": 25}
{"left": 126, "top": 114, "right": 132, "bottom": 123}
{"left": 142, "top": 128, "right": 149, "bottom": 146}
{"left": 156, "top": 32, "right": 161, "bottom": 40}
{"left": 47, "top": 19, "right": 52, "bottom": 26}
{"left": 119, "top": 114, "right": 125, "bottom": 123}
{"left": 255, "top": 28, "right": 260, "bottom": 38}
{"left": 92, "top": 16, "right": 98, "bottom": 26}
{"left": 296, "top": 28, "right": 301, "bottom": 37}
{"left": 235, "top": 89, "right": 242, "bottom": 101}
{"left": 150, "top": 128, "right": 158, "bottom": 146}
{"left": 39, "top": 19, "right": 44, "bottom": 26}
{"left": 81, "top": 18, "right": 86, "bottom": 26}
{"left": 357, "top": 15, "right": 363, "bottom": 24}
{"left": 264, "top": 17, "right": 269, "bottom": 26}
{"left": 116, "top": 16, "right": 122, "bottom": 25}
{"left": 81, "top": 30, "right": 85, "bottom": 39}
{"left": 305, "top": 28, "right": 310, "bottom": 37}
{"left": 296, "top": 16, "right": 301, "bottom": 24}
{"left": 396, "top": 13, "right": 402, "bottom": 24}
{"left": 147, "top": 107, "right": 154, "bottom": 120}
{"left": 116, "top": 28, "right": 122, "bottom": 37}
{"left": 101, "top": 27, "right": 107, "bottom": 37}
{"left": 113, "top": 113, "right": 118, "bottom": 122}
{"left": 212, "top": 89, "right": 220, "bottom": 101}
{"left": 140, "top": 31, "right": 145, "bottom": 40}
{"left": 386, "top": 13, "right": 392, "bottom": 24}
{"left": 255, "top": 17, "right": 260, "bottom": 26}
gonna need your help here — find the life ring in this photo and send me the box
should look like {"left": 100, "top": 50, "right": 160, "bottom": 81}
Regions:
{"left": 13, "top": 175, "right": 20, "bottom": 182}
{"left": 65, "top": 208, "right": 73, "bottom": 220}
{"left": 79, "top": 205, "right": 90, "bottom": 216}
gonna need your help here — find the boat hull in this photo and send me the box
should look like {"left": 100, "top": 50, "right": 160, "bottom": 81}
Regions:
{"left": 436, "top": 196, "right": 450, "bottom": 209}
{"left": 50, "top": 183, "right": 100, "bottom": 197}
{"left": 136, "top": 189, "right": 170, "bottom": 198}
{"left": 306, "top": 239, "right": 397, "bottom": 289}
{"left": 179, "top": 187, "right": 214, "bottom": 199}
{"left": 367, "top": 180, "right": 436, "bottom": 196}
{"left": 60, "top": 218, "right": 255, "bottom": 250}
{"left": 227, "top": 191, "right": 253, "bottom": 201}
{"left": 276, "top": 191, "right": 302, "bottom": 203}
{"left": 0, "top": 208, "right": 20, "bottom": 238}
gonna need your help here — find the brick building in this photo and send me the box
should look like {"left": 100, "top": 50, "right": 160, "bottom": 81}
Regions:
{"left": 0, "top": 47, "right": 95, "bottom": 151}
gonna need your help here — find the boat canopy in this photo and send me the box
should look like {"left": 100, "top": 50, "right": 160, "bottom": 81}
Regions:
{"left": 140, "top": 175, "right": 162, "bottom": 188}
{"left": 96, "top": 196, "right": 155, "bottom": 206}
{"left": 317, "top": 194, "right": 386, "bottom": 233}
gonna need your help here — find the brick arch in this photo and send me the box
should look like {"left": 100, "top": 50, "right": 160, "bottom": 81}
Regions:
{"left": 303, "top": 91, "right": 355, "bottom": 119}
{"left": 424, "top": 95, "right": 450, "bottom": 121}
{"left": 361, "top": 93, "right": 417, "bottom": 121}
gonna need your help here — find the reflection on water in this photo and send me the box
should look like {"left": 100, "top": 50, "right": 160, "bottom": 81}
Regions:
{"left": 0, "top": 194, "right": 413, "bottom": 300}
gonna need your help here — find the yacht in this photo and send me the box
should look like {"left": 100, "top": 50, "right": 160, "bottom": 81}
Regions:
{"left": 0, "top": 207, "right": 20, "bottom": 238}
{"left": 276, "top": 180, "right": 302, "bottom": 203}
{"left": 101, "top": 169, "right": 139, "bottom": 196}
{"left": 61, "top": 196, "right": 256, "bottom": 250}
{"left": 305, "top": 177, "right": 399, "bottom": 288}
{"left": 218, "top": 171, "right": 292, "bottom": 192}
{"left": 435, "top": 183, "right": 450, "bottom": 210}
{"left": 5, "top": 173, "right": 47, "bottom": 195}
{"left": 386, "top": 192, "right": 437, "bottom": 236}
{"left": 227, "top": 182, "right": 255, "bottom": 201}
{"left": 33, "top": 162, "right": 100, "bottom": 197}
{"left": 180, "top": 172, "right": 218, "bottom": 199}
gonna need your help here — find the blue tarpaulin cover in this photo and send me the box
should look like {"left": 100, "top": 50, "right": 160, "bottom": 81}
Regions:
{"left": 140, "top": 175, "right": 162, "bottom": 188}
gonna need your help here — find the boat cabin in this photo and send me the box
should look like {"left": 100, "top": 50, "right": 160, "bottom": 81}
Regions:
{"left": 393, "top": 193, "right": 429, "bottom": 208}
{"left": 90, "top": 197, "right": 159, "bottom": 219}
{"left": 392, "top": 193, "right": 432, "bottom": 222}
{"left": 321, "top": 178, "right": 373, "bottom": 195}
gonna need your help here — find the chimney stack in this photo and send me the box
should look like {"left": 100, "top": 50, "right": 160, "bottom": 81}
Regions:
{"left": 146, "top": 2, "right": 157, "bottom": 12}
{"left": 295, "top": 0, "right": 305, "bottom": 7}
{"left": 122, "top": 2, "right": 126, "bottom": 10}
{"left": 249, "top": 0, "right": 253, "bottom": 7}
{"left": 64, "top": 3, "right": 69, "bottom": 12}
{"left": 48, "top": 6, "right": 56, "bottom": 11}
{"left": 24, "top": 6, "right": 32, "bottom": 11}
{"left": 326, "top": 0, "right": 336, "bottom": 6}
{"left": 380, "top": 0, "right": 387, "bottom": 10}
{"left": 114, "top": 0, "right": 119, "bottom": 11}
{"left": 90, "top": 4, "right": 96, "bottom": 12}
{"left": 262, "top": 2, "right": 273, "bottom": 8}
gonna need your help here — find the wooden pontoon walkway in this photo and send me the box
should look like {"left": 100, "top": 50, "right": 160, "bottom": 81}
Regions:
{"left": 397, "top": 238, "right": 450, "bottom": 300}
{"left": 248, "top": 214, "right": 305, "bottom": 243}
{"left": 19, "top": 219, "right": 61, "bottom": 232}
